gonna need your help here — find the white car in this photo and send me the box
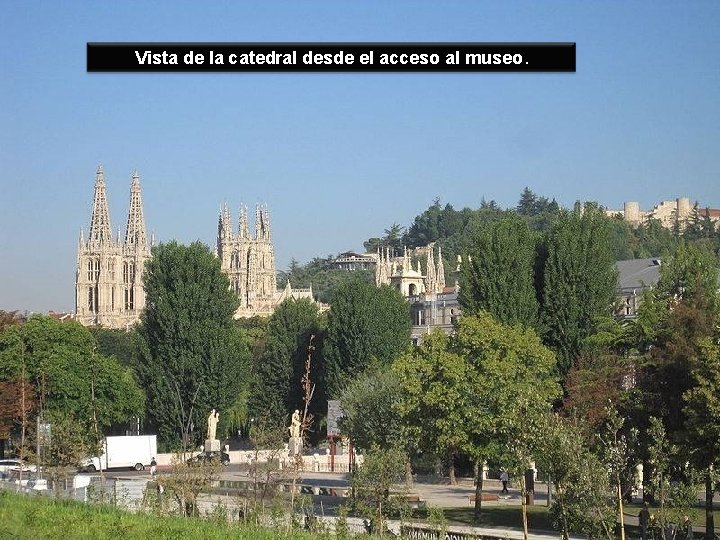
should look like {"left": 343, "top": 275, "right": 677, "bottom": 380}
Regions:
{"left": 0, "top": 459, "right": 37, "bottom": 477}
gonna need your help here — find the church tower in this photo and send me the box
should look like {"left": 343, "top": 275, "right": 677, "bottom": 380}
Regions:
{"left": 217, "top": 203, "right": 278, "bottom": 317}
{"left": 76, "top": 166, "right": 151, "bottom": 328}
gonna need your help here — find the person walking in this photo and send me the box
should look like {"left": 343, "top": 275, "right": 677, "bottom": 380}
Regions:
{"left": 150, "top": 456, "right": 157, "bottom": 478}
{"left": 500, "top": 470, "right": 509, "bottom": 494}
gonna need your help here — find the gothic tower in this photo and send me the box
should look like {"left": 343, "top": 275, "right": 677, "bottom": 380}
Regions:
{"left": 76, "top": 166, "right": 151, "bottom": 328}
{"left": 217, "top": 203, "right": 277, "bottom": 317}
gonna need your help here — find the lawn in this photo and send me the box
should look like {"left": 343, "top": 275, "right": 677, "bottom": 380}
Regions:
{"left": 0, "top": 491, "right": 316, "bottom": 540}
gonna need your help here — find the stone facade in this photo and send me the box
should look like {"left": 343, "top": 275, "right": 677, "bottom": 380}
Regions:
{"left": 606, "top": 197, "right": 719, "bottom": 230}
{"left": 375, "top": 244, "right": 446, "bottom": 296}
{"left": 216, "top": 203, "right": 315, "bottom": 318}
{"left": 375, "top": 244, "right": 456, "bottom": 342}
{"left": 75, "top": 166, "right": 151, "bottom": 329}
{"left": 331, "top": 251, "right": 377, "bottom": 271}
{"left": 216, "top": 203, "right": 278, "bottom": 317}
{"left": 76, "top": 169, "right": 316, "bottom": 327}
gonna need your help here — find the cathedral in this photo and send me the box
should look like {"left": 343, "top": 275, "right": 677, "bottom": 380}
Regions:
{"left": 75, "top": 166, "right": 151, "bottom": 328}
{"left": 375, "top": 244, "right": 446, "bottom": 296}
{"left": 76, "top": 166, "right": 313, "bottom": 327}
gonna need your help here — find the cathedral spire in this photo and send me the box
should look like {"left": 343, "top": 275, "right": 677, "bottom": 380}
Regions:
{"left": 218, "top": 202, "right": 232, "bottom": 241}
{"left": 88, "top": 165, "right": 112, "bottom": 243}
{"left": 262, "top": 205, "right": 272, "bottom": 241}
{"left": 238, "top": 204, "right": 249, "bottom": 239}
{"left": 426, "top": 245, "right": 437, "bottom": 292}
{"left": 254, "top": 204, "right": 262, "bottom": 240}
{"left": 436, "top": 246, "right": 446, "bottom": 290}
{"left": 124, "top": 170, "right": 148, "bottom": 247}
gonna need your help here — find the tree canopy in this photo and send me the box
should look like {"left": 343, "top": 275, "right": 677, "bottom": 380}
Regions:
{"left": 324, "top": 279, "right": 410, "bottom": 397}
{"left": 137, "top": 241, "right": 250, "bottom": 449}
{"left": 248, "top": 298, "right": 324, "bottom": 423}
{"left": 460, "top": 216, "right": 540, "bottom": 329}
{"left": 0, "top": 316, "right": 144, "bottom": 457}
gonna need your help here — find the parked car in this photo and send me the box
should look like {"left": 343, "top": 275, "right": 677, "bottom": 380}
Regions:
{"left": 0, "top": 459, "right": 37, "bottom": 479}
{"left": 186, "top": 450, "right": 230, "bottom": 466}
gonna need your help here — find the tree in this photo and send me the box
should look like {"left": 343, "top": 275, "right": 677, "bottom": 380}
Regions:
{"left": 324, "top": 279, "right": 410, "bottom": 397}
{"left": 394, "top": 313, "right": 560, "bottom": 519}
{"left": 534, "top": 413, "right": 613, "bottom": 540}
{"left": 454, "top": 313, "right": 561, "bottom": 521}
{"left": 351, "top": 444, "right": 407, "bottom": 534}
{"left": 655, "top": 242, "right": 719, "bottom": 316}
{"left": 516, "top": 187, "right": 551, "bottom": 217}
{"left": 645, "top": 416, "right": 674, "bottom": 531}
{"left": 393, "top": 330, "right": 473, "bottom": 486}
{"left": 248, "top": 298, "right": 324, "bottom": 423}
{"left": 137, "top": 241, "right": 249, "bottom": 449}
{"left": 539, "top": 206, "right": 618, "bottom": 376}
{"left": 0, "top": 316, "right": 144, "bottom": 442}
{"left": 683, "top": 338, "right": 720, "bottom": 540}
{"left": 542, "top": 425, "right": 616, "bottom": 540}
{"left": 337, "top": 365, "right": 403, "bottom": 452}
{"left": 596, "top": 405, "right": 639, "bottom": 540}
{"left": 383, "top": 223, "right": 405, "bottom": 255}
{"left": 632, "top": 243, "right": 720, "bottom": 538}
{"left": 563, "top": 350, "right": 632, "bottom": 432}
{"left": 89, "top": 327, "right": 139, "bottom": 368}
{"left": 459, "top": 216, "right": 540, "bottom": 329}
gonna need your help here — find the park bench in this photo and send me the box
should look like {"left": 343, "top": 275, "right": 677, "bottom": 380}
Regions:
{"left": 468, "top": 492, "right": 499, "bottom": 505}
{"left": 404, "top": 494, "right": 427, "bottom": 509}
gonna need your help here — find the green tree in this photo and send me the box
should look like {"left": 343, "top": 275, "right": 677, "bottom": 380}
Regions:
{"left": 324, "top": 280, "right": 409, "bottom": 396}
{"left": 393, "top": 330, "right": 472, "bottom": 486}
{"left": 337, "top": 365, "right": 403, "bottom": 452}
{"left": 534, "top": 414, "right": 613, "bottom": 540}
{"left": 516, "top": 187, "right": 552, "bottom": 217}
{"left": 248, "top": 298, "right": 324, "bottom": 423}
{"left": 655, "top": 242, "right": 720, "bottom": 315}
{"left": 89, "top": 327, "right": 139, "bottom": 368}
{"left": 596, "top": 405, "right": 638, "bottom": 540}
{"left": 0, "top": 316, "right": 144, "bottom": 433}
{"left": 539, "top": 207, "right": 618, "bottom": 375}
{"left": 351, "top": 445, "right": 407, "bottom": 534}
{"left": 683, "top": 338, "right": 720, "bottom": 540}
{"left": 459, "top": 216, "right": 540, "bottom": 329}
{"left": 137, "top": 241, "right": 249, "bottom": 449}
{"left": 454, "top": 313, "right": 561, "bottom": 521}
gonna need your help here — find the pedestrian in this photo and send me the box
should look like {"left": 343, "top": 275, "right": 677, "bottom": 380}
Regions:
{"left": 150, "top": 456, "right": 157, "bottom": 478}
{"left": 680, "top": 515, "right": 693, "bottom": 540}
{"left": 500, "top": 470, "right": 509, "bottom": 494}
{"left": 639, "top": 502, "right": 651, "bottom": 540}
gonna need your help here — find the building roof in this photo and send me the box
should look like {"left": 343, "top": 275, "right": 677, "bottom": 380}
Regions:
{"left": 615, "top": 258, "right": 662, "bottom": 291}
{"left": 699, "top": 208, "right": 720, "bottom": 219}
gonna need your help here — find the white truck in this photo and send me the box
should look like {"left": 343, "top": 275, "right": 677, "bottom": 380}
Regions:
{"left": 83, "top": 435, "right": 157, "bottom": 472}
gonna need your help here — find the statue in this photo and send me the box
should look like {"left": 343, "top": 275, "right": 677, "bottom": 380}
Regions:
{"left": 207, "top": 409, "right": 219, "bottom": 441}
{"left": 289, "top": 409, "right": 301, "bottom": 439}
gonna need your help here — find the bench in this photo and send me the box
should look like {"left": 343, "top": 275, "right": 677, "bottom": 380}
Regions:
{"left": 468, "top": 493, "right": 499, "bottom": 505}
{"left": 404, "top": 494, "right": 427, "bottom": 509}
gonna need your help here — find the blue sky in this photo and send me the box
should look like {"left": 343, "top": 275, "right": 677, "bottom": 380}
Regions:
{"left": 1, "top": 1, "right": 719, "bottom": 312}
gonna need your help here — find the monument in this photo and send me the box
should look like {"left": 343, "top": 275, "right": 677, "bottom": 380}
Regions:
{"left": 288, "top": 409, "right": 302, "bottom": 456}
{"left": 205, "top": 409, "right": 220, "bottom": 452}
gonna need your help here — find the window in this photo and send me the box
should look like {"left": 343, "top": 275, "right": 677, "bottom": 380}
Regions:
{"left": 123, "top": 261, "right": 136, "bottom": 284}
{"left": 124, "top": 287, "right": 134, "bottom": 311}
{"left": 87, "top": 286, "right": 98, "bottom": 313}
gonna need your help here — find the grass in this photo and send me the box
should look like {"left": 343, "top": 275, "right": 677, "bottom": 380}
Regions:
{"left": 410, "top": 504, "right": 555, "bottom": 532}
{"left": 0, "top": 491, "right": 318, "bottom": 540}
{"left": 624, "top": 501, "right": 720, "bottom": 528}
